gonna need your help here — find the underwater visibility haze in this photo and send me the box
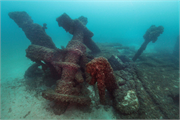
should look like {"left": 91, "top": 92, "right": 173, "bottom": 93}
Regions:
{"left": 1, "top": 0, "right": 179, "bottom": 119}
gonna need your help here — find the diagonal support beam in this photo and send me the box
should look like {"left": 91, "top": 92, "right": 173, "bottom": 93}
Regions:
{"left": 8, "top": 11, "right": 57, "bottom": 49}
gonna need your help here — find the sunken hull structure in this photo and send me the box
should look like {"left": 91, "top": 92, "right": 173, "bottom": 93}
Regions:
{"left": 8, "top": 11, "right": 179, "bottom": 119}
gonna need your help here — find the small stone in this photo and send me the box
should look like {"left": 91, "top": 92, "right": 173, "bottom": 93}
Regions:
{"left": 117, "top": 78, "right": 126, "bottom": 86}
{"left": 115, "top": 90, "right": 139, "bottom": 114}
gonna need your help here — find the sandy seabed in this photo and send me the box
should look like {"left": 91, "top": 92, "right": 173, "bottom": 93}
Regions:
{"left": 1, "top": 79, "right": 116, "bottom": 119}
